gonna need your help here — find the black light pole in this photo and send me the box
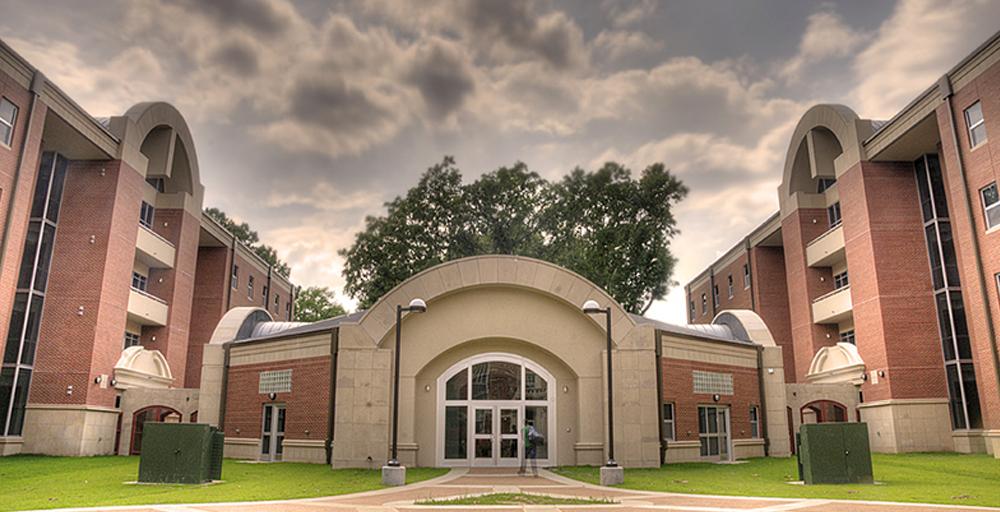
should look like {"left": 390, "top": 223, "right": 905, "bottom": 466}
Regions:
{"left": 387, "top": 298, "right": 427, "bottom": 467}
{"left": 583, "top": 300, "right": 616, "bottom": 467}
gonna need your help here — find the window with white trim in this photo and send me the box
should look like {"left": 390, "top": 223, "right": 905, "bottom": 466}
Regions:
{"left": 124, "top": 331, "right": 141, "bottom": 348}
{"left": 727, "top": 275, "right": 734, "bottom": 299}
{"left": 662, "top": 403, "right": 675, "bottom": 441}
{"left": 248, "top": 275, "right": 255, "bottom": 299}
{"left": 840, "top": 329, "right": 855, "bottom": 345}
{"left": 749, "top": 405, "right": 760, "bottom": 438}
{"left": 0, "top": 98, "right": 18, "bottom": 147}
{"left": 231, "top": 265, "right": 239, "bottom": 289}
{"left": 692, "top": 370, "right": 733, "bottom": 395}
{"left": 131, "top": 271, "right": 148, "bottom": 292}
{"left": 828, "top": 201, "right": 842, "bottom": 228}
{"left": 833, "top": 271, "right": 849, "bottom": 290}
{"left": 701, "top": 293, "right": 707, "bottom": 315}
{"left": 139, "top": 201, "right": 154, "bottom": 228}
{"left": 965, "top": 101, "right": 987, "bottom": 148}
{"left": 259, "top": 369, "right": 292, "bottom": 394}
{"left": 689, "top": 300, "right": 695, "bottom": 321}
{"left": 712, "top": 284, "right": 720, "bottom": 308}
{"left": 743, "top": 263, "right": 751, "bottom": 289}
{"left": 981, "top": 182, "right": 999, "bottom": 230}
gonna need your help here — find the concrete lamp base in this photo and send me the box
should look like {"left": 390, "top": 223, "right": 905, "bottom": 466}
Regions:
{"left": 381, "top": 465, "right": 406, "bottom": 487}
{"left": 600, "top": 465, "right": 624, "bottom": 486}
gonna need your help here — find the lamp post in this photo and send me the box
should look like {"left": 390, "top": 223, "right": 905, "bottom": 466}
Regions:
{"left": 583, "top": 299, "right": 624, "bottom": 485}
{"left": 382, "top": 297, "right": 426, "bottom": 486}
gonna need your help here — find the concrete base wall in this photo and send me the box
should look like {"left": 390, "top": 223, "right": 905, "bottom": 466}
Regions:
{"left": 283, "top": 439, "right": 326, "bottom": 463}
{"left": 223, "top": 437, "right": 259, "bottom": 459}
{"left": 21, "top": 404, "right": 119, "bottom": 456}
{"left": 858, "top": 399, "right": 953, "bottom": 453}
{"left": 0, "top": 436, "right": 23, "bottom": 455}
{"left": 953, "top": 430, "right": 989, "bottom": 454}
{"left": 664, "top": 438, "right": 763, "bottom": 463}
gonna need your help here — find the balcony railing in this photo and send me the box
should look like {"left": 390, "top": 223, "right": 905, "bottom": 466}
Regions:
{"left": 812, "top": 285, "right": 852, "bottom": 324}
{"left": 806, "top": 224, "right": 845, "bottom": 268}
{"left": 127, "top": 287, "right": 169, "bottom": 326}
{"left": 136, "top": 224, "right": 175, "bottom": 269}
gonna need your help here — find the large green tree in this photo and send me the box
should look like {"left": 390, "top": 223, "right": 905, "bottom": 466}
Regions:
{"left": 294, "top": 286, "right": 347, "bottom": 322}
{"left": 341, "top": 158, "right": 687, "bottom": 314}
{"left": 205, "top": 207, "right": 291, "bottom": 278}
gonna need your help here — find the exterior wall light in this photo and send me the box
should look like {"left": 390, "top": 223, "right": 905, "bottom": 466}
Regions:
{"left": 268, "top": 392, "right": 277, "bottom": 401}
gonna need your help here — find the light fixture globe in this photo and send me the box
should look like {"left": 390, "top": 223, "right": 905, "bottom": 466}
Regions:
{"left": 408, "top": 298, "right": 427, "bottom": 313}
{"left": 582, "top": 299, "right": 603, "bottom": 314}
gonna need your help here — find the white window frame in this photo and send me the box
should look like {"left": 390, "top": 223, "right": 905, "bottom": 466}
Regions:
{"left": 231, "top": 265, "right": 239, "bottom": 289}
{"left": 124, "top": 331, "right": 141, "bottom": 348}
{"left": 727, "top": 275, "right": 734, "bottom": 299}
{"left": 248, "top": 275, "right": 255, "bottom": 299}
{"left": 749, "top": 405, "right": 760, "bottom": 438}
{"left": 965, "top": 101, "right": 987, "bottom": 148}
{"left": 701, "top": 293, "right": 707, "bottom": 315}
{"left": 131, "top": 271, "right": 148, "bottom": 292}
{"left": 840, "top": 329, "right": 856, "bottom": 345}
{"left": 743, "top": 264, "right": 751, "bottom": 289}
{"left": 0, "top": 98, "right": 18, "bottom": 148}
{"left": 828, "top": 202, "right": 842, "bottom": 228}
{"left": 833, "top": 271, "right": 849, "bottom": 290}
{"left": 981, "top": 182, "right": 999, "bottom": 231}
{"left": 662, "top": 402, "right": 675, "bottom": 441}
{"left": 712, "top": 285, "right": 720, "bottom": 308}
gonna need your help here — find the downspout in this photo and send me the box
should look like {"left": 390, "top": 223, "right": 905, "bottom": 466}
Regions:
{"left": 746, "top": 238, "right": 756, "bottom": 311}
{"left": 225, "top": 233, "right": 236, "bottom": 309}
{"left": 709, "top": 270, "right": 718, "bottom": 317}
{"left": 326, "top": 328, "right": 339, "bottom": 465}
{"left": 265, "top": 265, "right": 272, "bottom": 310}
{"left": 940, "top": 75, "right": 1000, "bottom": 398}
{"left": 0, "top": 71, "right": 44, "bottom": 282}
{"left": 218, "top": 343, "right": 232, "bottom": 430}
{"left": 654, "top": 330, "right": 666, "bottom": 465}
{"left": 755, "top": 346, "right": 770, "bottom": 456}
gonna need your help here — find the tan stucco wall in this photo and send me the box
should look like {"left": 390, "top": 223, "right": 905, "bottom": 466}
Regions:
{"left": 858, "top": 399, "right": 953, "bottom": 453}
{"left": 21, "top": 405, "right": 119, "bottom": 456}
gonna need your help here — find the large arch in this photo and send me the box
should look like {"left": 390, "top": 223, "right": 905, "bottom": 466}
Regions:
{"left": 355, "top": 255, "right": 638, "bottom": 348}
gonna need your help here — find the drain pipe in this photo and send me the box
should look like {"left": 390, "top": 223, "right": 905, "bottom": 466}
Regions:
{"left": 326, "top": 329, "right": 339, "bottom": 465}
{"left": 0, "top": 71, "right": 44, "bottom": 281}
{"left": 939, "top": 75, "right": 1000, "bottom": 396}
{"left": 755, "top": 346, "right": 770, "bottom": 456}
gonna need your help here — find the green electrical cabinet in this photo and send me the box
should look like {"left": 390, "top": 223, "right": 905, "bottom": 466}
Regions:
{"left": 138, "top": 423, "right": 225, "bottom": 484}
{"left": 798, "top": 422, "right": 873, "bottom": 485}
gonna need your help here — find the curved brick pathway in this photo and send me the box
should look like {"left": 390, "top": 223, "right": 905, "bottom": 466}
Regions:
{"left": 42, "top": 467, "right": 1000, "bottom": 512}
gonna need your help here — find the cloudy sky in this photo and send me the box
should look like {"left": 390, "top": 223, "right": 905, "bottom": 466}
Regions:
{"left": 1, "top": 0, "right": 998, "bottom": 323}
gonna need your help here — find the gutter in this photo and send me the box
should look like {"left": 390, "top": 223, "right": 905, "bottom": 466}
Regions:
{"left": 0, "top": 71, "right": 43, "bottom": 289}
{"left": 654, "top": 330, "right": 666, "bottom": 465}
{"left": 755, "top": 346, "right": 770, "bottom": 456}
{"left": 326, "top": 328, "right": 339, "bottom": 465}
{"left": 218, "top": 343, "right": 232, "bottom": 430}
{"left": 225, "top": 231, "right": 236, "bottom": 310}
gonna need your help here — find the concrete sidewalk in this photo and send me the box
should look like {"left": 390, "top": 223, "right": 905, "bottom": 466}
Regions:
{"left": 37, "top": 467, "right": 1000, "bottom": 512}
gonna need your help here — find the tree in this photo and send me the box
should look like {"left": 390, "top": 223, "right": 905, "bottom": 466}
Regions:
{"left": 341, "top": 157, "right": 688, "bottom": 313}
{"left": 205, "top": 207, "right": 291, "bottom": 278}
{"left": 294, "top": 286, "right": 348, "bottom": 322}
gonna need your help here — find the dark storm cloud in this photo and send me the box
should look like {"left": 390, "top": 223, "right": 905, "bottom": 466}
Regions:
{"left": 288, "top": 76, "right": 395, "bottom": 131}
{"left": 209, "top": 39, "right": 260, "bottom": 77}
{"left": 405, "top": 40, "right": 475, "bottom": 119}
{"left": 171, "top": 0, "right": 294, "bottom": 35}
{"left": 458, "top": 0, "right": 586, "bottom": 69}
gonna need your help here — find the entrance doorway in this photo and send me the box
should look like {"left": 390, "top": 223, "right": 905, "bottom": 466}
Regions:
{"left": 129, "top": 405, "right": 181, "bottom": 455}
{"left": 260, "top": 403, "right": 285, "bottom": 461}
{"left": 438, "top": 353, "right": 555, "bottom": 467}
{"left": 698, "top": 405, "right": 731, "bottom": 461}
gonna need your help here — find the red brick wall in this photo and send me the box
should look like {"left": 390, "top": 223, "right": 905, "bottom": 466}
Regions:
{"left": 186, "top": 246, "right": 230, "bottom": 387}
{"left": 840, "top": 161, "right": 946, "bottom": 402}
{"left": 715, "top": 254, "right": 753, "bottom": 311}
{"left": 143, "top": 208, "right": 199, "bottom": 386}
{"left": 32, "top": 160, "right": 143, "bottom": 407}
{"left": 0, "top": 73, "right": 45, "bottom": 361}
{"left": 751, "top": 246, "right": 795, "bottom": 380}
{"left": 937, "top": 59, "right": 1000, "bottom": 428}
{"left": 687, "top": 279, "right": 713, "bottom": 323}
{"left": 782, "top": 208, "right": 839, "bottom": 382}
{"left": 222, "top": 355, "right": 330, "bottom": 442}
{"left": 229, "top": 252, "right": 268, "bottom": 310}
{"left": 662, "top": 357, "right": 762, "bottom": 443}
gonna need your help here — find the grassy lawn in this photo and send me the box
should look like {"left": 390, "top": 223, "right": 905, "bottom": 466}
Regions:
{"left": 417, "top": 493, "right": 616, "bottom": 506}
{"left": 0, "top": 455, "right": 446, "bottom": 511}
{"left": 553, "top": 453, "right": 1000, "bottom": 508}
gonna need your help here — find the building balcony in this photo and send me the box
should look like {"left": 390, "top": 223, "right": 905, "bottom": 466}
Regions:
{"left": 135, "top": 224, "right": 175, "bottom": 269}
{"left": 806, "top": 224, "right": 845, "bottom": 268}
{"left": 812, "top": 286, "right": 852, "bottom": 324}
{"left": 127, "top": 287, "right": 168, "bottom": 326}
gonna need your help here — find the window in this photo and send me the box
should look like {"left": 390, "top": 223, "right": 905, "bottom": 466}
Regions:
{"left": 231, "top": 265, "right": 239, "bottom": 289}
{"left": 662, "top": 403, "right": 675, "bottom": 441}
{"left": 839, "top": 330, "right": 855, "bottom": 345}
{"left": 743, "top": 264, "right": 751, "bottom": 289}
{"left": 124, "top": 332, "right": 141, "bottom": 348}
{"left": 833, "top": 271, "right": 849, "bottom": 290}
{"left": 965, "top": 101, "right": 987, "bottom": 148}
{"left": 727, "top": 275, "right": 734, "bottom": 299}
{"left": 139, "top": 201, "right": 154, "bottom": 228}
{"left": 701, "top": 293, "right": 707, "bottom": 315}
{"left": 0, "top": 98, "right": 17, "bottom": 147}
{"left": 274, "top": 293, "right": 280, "bottom": 310}
{"left": 817, "top": 177, "right": 836, "bottom": 193}
{"left": 286, "top": 300, "right": 291, "bottom": 314}
{"left": 689, "top": 300, "right": 695, "bottom": 321}
{"left": 248, "top": 275, "right": 255, "bottom": 299}
{"left": 263, "top": 284, "right": 269, "bottom": 302}
{"left": 146, "top": 177, "right": 165, "bottom": 193}
{"left": 981, "top": 182, "right": 999, "bottom": 230}
{"left": 712, "top": 285, "right": 720, "bottom": 308}
{"left": 827, "top": 201, "right": 842, "bottom": 228}
{"left": 259, "top": 369, "right": 292, "bottom": 394}
{"left": 749, "top": 405, "right": 760, "bottom": 438}
{"left": 131, "top": 271, "right": 148, "bottom": 291}
{"left": 692, "top": 370, "right": 733, "bottom": 395}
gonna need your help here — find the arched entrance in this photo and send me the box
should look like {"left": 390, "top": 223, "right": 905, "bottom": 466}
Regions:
{"left": 801, "top": 400, "right": 847, "bottom": 424}
{"left": 436, "top": 353, "right": 555, "bottom": 467}
{"left": 129, "top": 405, "right": 181, "bottom": 455}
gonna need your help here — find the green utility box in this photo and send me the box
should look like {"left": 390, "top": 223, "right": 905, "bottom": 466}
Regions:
{"left": 798, "top": 422, "right": 873, "bottom": 485}
{"left": 138, "top": 423, "right": 224, "bottom": 484}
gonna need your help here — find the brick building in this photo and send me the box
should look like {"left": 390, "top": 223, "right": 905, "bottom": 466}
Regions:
{"left": 687, "top": 31, "right": 1000, "bottom": 456}
{"left": 0, "top": 39, "right": 294, "bottom": 456}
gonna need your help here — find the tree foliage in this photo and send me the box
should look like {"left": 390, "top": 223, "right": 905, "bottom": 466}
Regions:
{"left": 294, "top": 286, "right": 347, "bottom": 322}
{"left": 205, "top": 207, "right": 291, "bottom": 278}
{"left": 340, "top": 158, "right": 687, "bottom": 314}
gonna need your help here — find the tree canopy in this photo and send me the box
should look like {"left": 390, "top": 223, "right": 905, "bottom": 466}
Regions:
{"left": 294, "top": 286, "right": 347, "bottom": 322}
{"left": 205, "top": 207, "right": 291, "bottom": 278}
{"left": 340, "top": 157, "right": 687, "bottom": 314}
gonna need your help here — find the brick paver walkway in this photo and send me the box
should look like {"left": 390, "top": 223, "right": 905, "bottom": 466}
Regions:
{"left": 41, "top": 468, "right": 1000, "bottom": 512}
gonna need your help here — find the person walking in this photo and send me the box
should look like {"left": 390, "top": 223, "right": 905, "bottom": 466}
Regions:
{"left": 518, "top": 420, "right": 542, "bottom": 477}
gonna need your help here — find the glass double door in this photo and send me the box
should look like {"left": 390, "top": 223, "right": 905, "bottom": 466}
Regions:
{"left": 260, "top": 404, "right": 285, "bottom": 461}
{"left": 698, "top": 405, "right": 731, "bottom": 461}
{"left": 472, "top": 405, "right": 521, "bottom": 466}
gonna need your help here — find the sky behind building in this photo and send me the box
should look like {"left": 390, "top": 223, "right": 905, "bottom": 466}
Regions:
{"left": 1, "top": 0, "right": 998, "bottom": 323}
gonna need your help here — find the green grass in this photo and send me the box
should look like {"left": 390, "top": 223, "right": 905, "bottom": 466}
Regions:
{"left": 417, "top": 493, "right": 616, "bottom": 506}
{"left": 553, "top": 453, "right": 1000, "bottom": 508}
{"left": 0, "top": 455, "right": 446, "bottom": 511}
